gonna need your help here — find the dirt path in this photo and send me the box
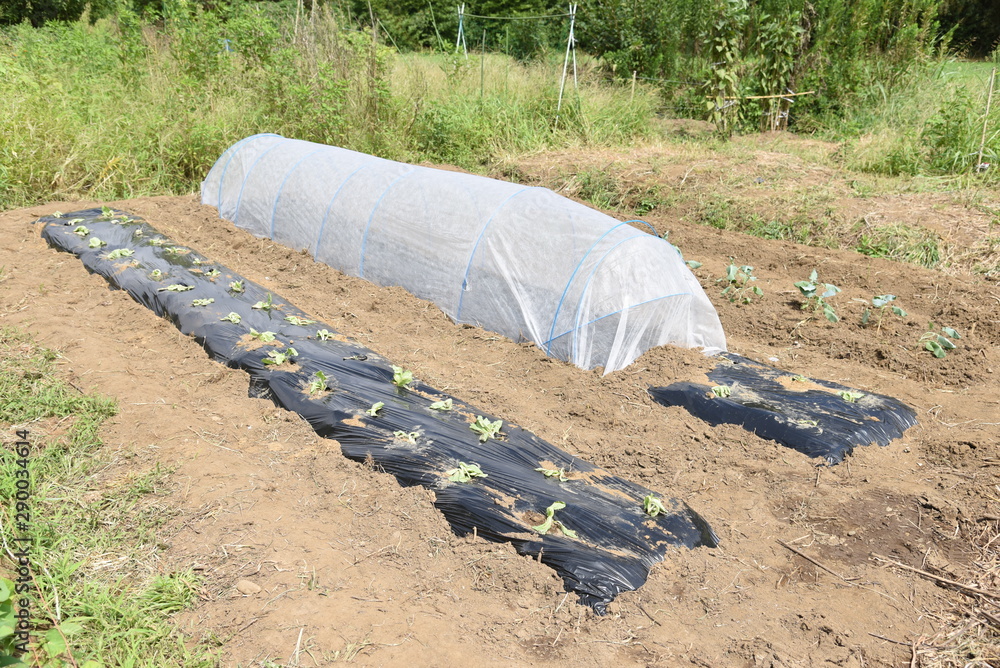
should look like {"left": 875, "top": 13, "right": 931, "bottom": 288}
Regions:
{"left": 1, "top": 190, "right": 997, "bottom": 666}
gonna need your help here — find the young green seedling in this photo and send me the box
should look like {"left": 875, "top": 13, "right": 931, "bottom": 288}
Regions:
{"left": 365, "top": 401, "right": 385, "bottom": 417}
{"left": 262, "top": 347, "right": 298, "bottom": 366}
{"left": 52, "top": 211, "right": 63, "bottom": 218}
{"left": 391, "top": 365, "right": 413, "bottom": 388}
{"left": 838, "top": 390, "right": 864, "bottom": 403}
{"left": 158, "top": 284, "right": 193, "bottom": 292}
{"left": 794, "top": 269, "right": 840, "bottom": 322}
{"left": 532, "top": 501, "right": 577, "bottom": 538}
{"left": 718, "top": 261, "right": 763, "bottom": 304}
{"left": 72, "top": 225, "right": 90, "bottom": 237}
{"left": 205, "top": 268, "right": 221, "bottom": 278}
{"left": 220, "top": 312, "right": 242, "bottom": 324}
{"left": 148, "top": 238, "right": 167, "bottom": 246}
{"left": 104, "top": 248, "right": 134, "bottom": 260}
{"left": 643, "top": 494, "right": 668, "bottom": 518}
{"left": 470, "top": 416, "right": 502, "bottom": 442}
{"left": 429, "top": 398, "right": 453, "bottom": 411}
{"left": 149, "top": 269, "right": 165, "bottom": 280}
{"left": 393, "top": 430, "right": 419, "bottom": 444}
{"left": 711, "top": 385, "right": 732, "bottom": 398}
{"left": 249, "top": 329, "right": 276, "bottom": 343}
{"left": 251, "top": 293, "right": 275, "bottom": 311}
{"left": 446, "top": 462, "right": 488, "bottom": 483}
{"left": 99, "top": 206, "right": 115, "bottom": 219}
{"left": 920, "top": 323, "right": 961, "bottom": 358}
{"left": 685, "top": 260, "right": 703, "bottom": 269}
{"left": 88, "top": 237, "right": 107, "bottom": 248}
{"left": 535, "top": 467, "right": 569, "bottom": 482}
{"left": 285, "top": 315, "right": 317, "bottom": 326}
{"left": 191, "top": 298, "right": 214, "bottom": 307}
{"left": 790, "top": 375, "right": 808, "bottom": 382}
{"left": 307, "top": 371, "right": 328, "bottom": 395}
{"left": 164, "top": 247, "right": 190, "bottom": 255}
{"left": 862, "top": 294, "right": 907, "bottom": 329}
{"left": 133, "top": 228, "right": 143, "bottom": 238}
{"left": 229, "top": 280, "right": 245, "bottom": 293}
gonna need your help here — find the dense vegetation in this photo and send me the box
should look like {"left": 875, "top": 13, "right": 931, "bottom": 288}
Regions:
{"left": 0, "top": 0, "right": 997, "bottom": 211}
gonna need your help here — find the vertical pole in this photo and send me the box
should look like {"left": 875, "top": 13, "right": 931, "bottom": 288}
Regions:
{"left": 480, "top": 29, "right": 486, "bottom": 100}
{"left": 976, "top": 67, "right": 997, "bottom": 173}
{"left": 555, "top": 4, "right": 574, "bottom": 126}
{"left": 570, "top": 4, "right": 578, "bottom": 94}
{"left": 631, "top": 70, "right": 636, "bottom": 102}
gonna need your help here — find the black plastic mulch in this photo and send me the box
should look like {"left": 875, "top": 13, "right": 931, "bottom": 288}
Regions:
{"left": 38, "top": 208, "right": 718, "bottom": 613}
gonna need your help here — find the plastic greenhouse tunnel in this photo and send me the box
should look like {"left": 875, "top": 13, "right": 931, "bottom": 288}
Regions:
{"left": 202, "top": 134, "right": 727, "bottom": 373}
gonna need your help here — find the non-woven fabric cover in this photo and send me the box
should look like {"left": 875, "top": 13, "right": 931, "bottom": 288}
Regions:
{"left": 201, "top": 134, "right": 727, "bottom": 373}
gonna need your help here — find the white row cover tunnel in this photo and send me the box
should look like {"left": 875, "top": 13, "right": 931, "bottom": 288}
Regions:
{"left": 201, "top": 135, "right": 726, "bottom": 373}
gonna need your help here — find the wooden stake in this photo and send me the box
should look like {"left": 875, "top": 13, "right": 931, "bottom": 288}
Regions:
{"left": 976, "top": 67, "right": 997, "bottom": 172}
{"left": 631, "top": 70, "right": 636, "bottom": 101}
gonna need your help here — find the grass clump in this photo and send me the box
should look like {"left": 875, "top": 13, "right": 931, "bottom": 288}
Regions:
{"left": 0, "top": 327, "right": 215, "bottom": 666}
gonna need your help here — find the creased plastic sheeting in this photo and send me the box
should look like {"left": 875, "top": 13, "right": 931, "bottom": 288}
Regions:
{"left": 200, "top": 135, "right": 727, "bottom": 374}
{"left": 38, "top": 209, "right": 719, "bottom": 613}
{"left": 648, "top": 353, "right": 918, "bottom": 464}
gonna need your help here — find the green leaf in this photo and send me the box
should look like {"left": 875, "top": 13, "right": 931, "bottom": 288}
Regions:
{"left": 73, "top": 225, "right": 90, "bottom": 237}
{"left": 365, "top": 401, "right": 384, "bottom": 417}
{"left": 685, "top": 260, "right": 703, "bottom": 269}
{"left": 220, "top": 312, "right": 241, "bottom": 324}
{"left": 429, "top": 398, "right": 453, "bottom": 411}
{"left": 838, "top": 390, "right": 864, "bottom": 403}
{"left": 469, "top": 416, "right": 502, "bottom": 442}
{"left": 229, "top": 280, "right": 244, "bottom": 293}
{"left": 941, "top": 326, "right": 961, "bottom": 339}
{"left": 936, "top": 335, "right": 956, "bottom": 350}
{"left": 88, "top": 237, "right": 106, "bottom": 248}
{"left": 808, "top": 269, "right": 818, "bottom": 282}
{"left": 710, "top": 385, "right": 732, "bottom": 398}
{"left": 391, "top": 365, "right": 413, "bottom": 388}
{"left": 43, "top": 628, "right": 66, "bottom": 657}
{"left": 447, "top": 462, "right": 488, "bottom": 482}
{"left": 531, "top": 501, "right": 576, "bottom": 538}
{"left": 925, "top": 340, "right": 946, "bottom": 358}
{"left": 535, "top": 467, "right": 568, "bottom": 482}
{"left": 891, "top": 306, "right": 907, "bottom": 317}
{"left": 643, "top": 494, "right": 668, "bottom": 517}
{"left": 191, "top": 298, "right": 214, "bottom": 307}
{"left": 861, "top": 309, "right": 870, "bottom": 326}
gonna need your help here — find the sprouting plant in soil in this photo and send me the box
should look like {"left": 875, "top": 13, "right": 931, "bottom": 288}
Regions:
{"left": 532, "top": 501, "right": 577, "bottom": 538}
{"left": 861, "top": 294, "right": 906, "bottom": 330}
{"left": 191, "top": 298, "right": 214, "bottom": 307}
{"left": 391, "top": 365, "right": 413, "bottom": 388}
{"left": 220, "top": 312, "right": 241, "bottom": 324}
{"left": 718, "top": 261, "right": 763, "bottom": 304}
{"left": 794, "top": 269, "right": 840, "bottom": 322}
{"left": 88, "top": 237, "right": 106, "bottom": 249}
{"left": 72, "top": 225, "right": 89, "bottom": 237}
{"left": 148, "top": 237, "right": 167, "bottom": 246}
{"left": 249, "top": 329, "right": 276, "bottom": 343}
{"left": 307, "top": 371, "right": 328, "bottom": 395}
{"left": 285, "top": 315, "right": 317, "bottom": 326}
{"left": 711, "top": 385, "right": 732, "bottom": 398}
{"left": 229, "top": 280, "right": 244, "bottom": 293}
{"left": 790, "top": 374, "right": 808, "bottom": 382}
{"left": 838, "top": 390, "right": 864, "bottom": 403}
{"left": 315, "top": 329, "right": 334, "bottom": 341}
{"left": 365, "top": 401, "right": 385, "bottom": 417}
{"left": 447, "top": 462, "right": 488, "bottom": 483}
{"left": 149, "top": 269, "right": 165, "bottom": 280}
{"left": 643, "top": 494, "right": 668, "bottom": 517}
{"left": 158, "top": 284, "right": 193, "bottom": 292}
{"left": 204, "top": 268, "right": 221, "bottom": 278}
{"left": 920, "top": 323, "right": 961, "bottom": 358}
{"left": 52, "top": 211, "right": 63, "bottom": 218}
{"left": 251, "top": 293, "right": 275, "bottom": 311}
{"left": 685, "top": 260, "right": 703, "bottom": 269}
{"left": 263, "top": 347, "right": 297, "bottom": 366}
{"left": 535, "top": 466, "right": 569, "bottom": 482}
{"left": 164, "top": 247, "right": 190, "bottom": 255}
{"left": 104, "top": 248, "right": 134, "bottom": 260}
{"left": 99, "top": 206, "right": 115, "bottom": 219}
{"left": 470, "top": 416, "right": 502, "bottom": 442}
{"left": 133, "top": 228, "right": 143, "bottom": 238}
{"left": 393, "top": 430, "right": 419, "bottom": 444}
{"left": 429, "top": 398, "right": 453, "bottom": 411}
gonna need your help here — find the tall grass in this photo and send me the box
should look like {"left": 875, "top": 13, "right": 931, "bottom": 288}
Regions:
{"left": 0, "top": 6, "right": 656, "bottom": 210}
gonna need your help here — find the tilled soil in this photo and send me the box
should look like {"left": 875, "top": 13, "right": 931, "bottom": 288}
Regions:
{"left": 1, "top": 187, "right": 997, "bottom": 667}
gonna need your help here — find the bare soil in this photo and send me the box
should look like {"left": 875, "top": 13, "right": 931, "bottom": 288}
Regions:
{"left": 1, "top": 142, "right": 998, "bottom": 666}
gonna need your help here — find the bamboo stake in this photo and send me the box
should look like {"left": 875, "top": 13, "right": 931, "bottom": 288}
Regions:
{"left": 631, "top": 70, "right": 636, "bottom": 101}
{"left": 976, "top": 67, "right": 997, "bottom": 173}
{"left": 717, "top": 90, "right": 815, "bottom": 100}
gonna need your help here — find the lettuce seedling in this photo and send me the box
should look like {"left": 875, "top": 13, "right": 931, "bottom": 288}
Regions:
{"left": 532, "top": 501, "right": 577, "bottom": 538}
{"left": 72, "top": 225, "right": 89, "bottom": 237}
{"left": 790, "top": 375, "right": 808, "bottom": 382}
{"left": 393, "top": 430, "right": 419, "bottom": 444}
{"left": 158, "top": 284, "right": 193, "bottom": 292}
{"left": 149, "top": 269, "right": 164, "bottom": 280}
{"left": 535, "top": 467, "right": 568, "bottom": 482}
{"left": 308, "top": 371, "right": 328, "bottom": 395}
{"left": 643, "top": 494, "right": 668, "bottom": 517}
{"left": 263, "top": 347, "right": 297, "bottom": 366}
{"left": 285, "top": 315, "right": 317, "bottom": 326}
{"left": 838, "top": 390, "right": 864, "bottom": 403}
{"left": 391, "top": 365, "right": 413, "bottom": 388}
{"left": 429, "top": 398, "right": 453, "bottom": 411}
{"left": 99, "top": 206, "right": 115, "bottom": 219}
{"left": 446, "top": 462, "right": 488, "bottom": 483}
{"left": 249, "top": 329, "right": 276, "bottom": 342}
{"left": 251, "top": 293, "right": 275, "bottom": 311}
{"left": 365, "top": 401, "right": 384, "bottom": 417}
{"left": 470, "top": 416, "right": 502, "bottom": 442}
{"left": 191, "top": 298, "right": 214, "bottom": 307}
{"left": 794, "top": 270, "right": 840, "bottom": 322}
{"left": 133, "top": 228, "right": 143, "bottom": 238}
{"left": 105, "top": 248, "right": 134, "bottom": 259}
{"left": 711, "top": 385, "right": 732, "bottom": 398}
{"left": 148, "top": 238, "right": 167, "bottom": 246}
{"left": 164, "top": 247, "right": 190, "bottom": 255}
{"left": 220, "top": 312, "right": 242, "bottom": 324}
{"left": 205, "top": 268, "right": 221, "bottom": 278}
{"left": 315, "top": 329, "right": 334, "bottom": 341}
{"left": 88, "top": 237, "right": 106, "bottom": 248}
{"left": 718, "top": 261, "right": 763, "bottom": 304}
{"left": 229, "top": 280, "right": 244, "bottom": 293}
